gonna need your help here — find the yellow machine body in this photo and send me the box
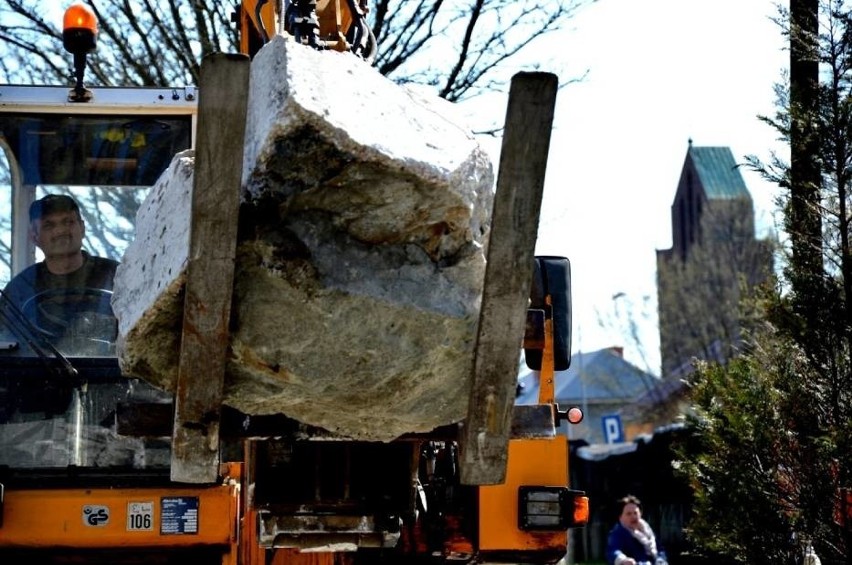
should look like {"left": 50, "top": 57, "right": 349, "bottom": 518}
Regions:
{"left": 0, "top": 464, "right": 242, "bottom": 564}
{"left": 2, "top": 485, "right": 238, "bottom": 549}
{"left": 479, "top": 437, "right": 569, "bottom": 553}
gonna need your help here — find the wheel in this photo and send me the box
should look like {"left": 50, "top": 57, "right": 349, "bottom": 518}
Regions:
{"left": 21, "top": 287, "right": 117, "bottom": 347}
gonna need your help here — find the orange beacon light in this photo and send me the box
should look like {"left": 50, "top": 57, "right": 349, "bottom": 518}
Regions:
{"left": 62, "top": 3, "right": 98, "bottom": 101}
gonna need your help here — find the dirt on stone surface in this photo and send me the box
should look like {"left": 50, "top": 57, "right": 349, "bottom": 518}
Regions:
{"left": 114, "top": 37, "right": 495, "bottom": 442}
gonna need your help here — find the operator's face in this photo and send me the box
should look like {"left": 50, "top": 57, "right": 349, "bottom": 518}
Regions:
{"left": 619, "top": 502, "right": 641, "bottom": 528}
{"left": 30, "top": 210, "right": 85, "bottom": 259}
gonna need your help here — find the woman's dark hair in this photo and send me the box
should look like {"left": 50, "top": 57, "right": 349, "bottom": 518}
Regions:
{"left": 616, "top": 494, "right": 642, "bottom": 514}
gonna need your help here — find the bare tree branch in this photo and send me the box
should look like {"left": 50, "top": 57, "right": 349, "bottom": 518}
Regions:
{"left": 0, "top": 0, "right": 591, "bottom": 100}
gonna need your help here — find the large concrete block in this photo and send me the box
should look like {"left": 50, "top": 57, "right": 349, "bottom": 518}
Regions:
{"left": 114, "top": 37, "right": 495, "bottom": 441}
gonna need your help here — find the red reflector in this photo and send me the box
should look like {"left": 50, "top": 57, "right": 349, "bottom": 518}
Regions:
{"left": 567, "top": 407, "right": 584, "bottom": 424}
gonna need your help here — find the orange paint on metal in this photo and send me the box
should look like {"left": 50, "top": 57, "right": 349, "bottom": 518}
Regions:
{"left": 537, "top": 296, "right": 556, "bottom": 405}
{"left": 478, "top": 437, "right": 568, "bottom": 552}
{"left": 317, "top": 0, "right": 354, "bottom": 41}
{"left": 0, "top": 482, "right": 239, "bottom": 550}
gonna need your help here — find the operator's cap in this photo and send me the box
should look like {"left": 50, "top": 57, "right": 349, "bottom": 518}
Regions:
{"left": 29, "top": 194, "right": 80, "bottom": 223}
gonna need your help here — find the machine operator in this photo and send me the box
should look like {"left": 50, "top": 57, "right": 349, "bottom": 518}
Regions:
{"left": 1, "top": 194, "right": 119, "bottom": 347}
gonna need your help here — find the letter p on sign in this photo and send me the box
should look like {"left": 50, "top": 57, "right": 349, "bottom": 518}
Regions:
{"left": 602, "top": 415, "right": 623, "bottom": 444}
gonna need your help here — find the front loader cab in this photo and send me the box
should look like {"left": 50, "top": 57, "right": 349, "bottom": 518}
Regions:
{"left": 0, "top": 84, "right": 196, "bottom": 476}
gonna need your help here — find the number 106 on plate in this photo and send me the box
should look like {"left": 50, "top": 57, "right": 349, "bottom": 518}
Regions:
{"left": 127, "top": 501, "right": 154, "bottom": 531}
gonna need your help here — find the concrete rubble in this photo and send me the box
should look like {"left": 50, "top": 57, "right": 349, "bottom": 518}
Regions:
{"left": 113, "top": 36, "right": 495, "bottom": 442}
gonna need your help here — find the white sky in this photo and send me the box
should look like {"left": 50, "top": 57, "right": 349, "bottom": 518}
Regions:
{"left": 461, "top": 0, "right": 789, "bottom": 376}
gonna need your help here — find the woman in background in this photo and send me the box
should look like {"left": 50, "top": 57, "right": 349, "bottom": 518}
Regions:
{"left": 605, "top": 494, "right": 667, "bottom": 565}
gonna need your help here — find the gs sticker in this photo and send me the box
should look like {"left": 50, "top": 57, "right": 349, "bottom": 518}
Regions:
{"left": 83, "top": 505, "right": 110, "bottom": 527}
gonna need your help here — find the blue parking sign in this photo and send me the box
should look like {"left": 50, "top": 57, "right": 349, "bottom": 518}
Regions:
{"left": 602, "top": 415, "right": 623, "bottom": 444}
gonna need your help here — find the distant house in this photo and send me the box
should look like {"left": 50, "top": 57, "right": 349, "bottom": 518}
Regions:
{"left": 516, "top": 346, "right": 658, "bottom": 444}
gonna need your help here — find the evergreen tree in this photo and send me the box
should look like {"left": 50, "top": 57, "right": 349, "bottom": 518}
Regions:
{"left": 677, "top": 2, "right": 852, "bottom": 563}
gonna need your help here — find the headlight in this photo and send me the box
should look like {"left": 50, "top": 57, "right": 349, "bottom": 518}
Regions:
{"left": 518, "top": 486, "right": 589, "bottom": 530}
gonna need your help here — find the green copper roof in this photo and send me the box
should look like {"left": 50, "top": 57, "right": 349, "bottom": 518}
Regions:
{"left": 689, "top": 145, "right": 750, "bottom": 200}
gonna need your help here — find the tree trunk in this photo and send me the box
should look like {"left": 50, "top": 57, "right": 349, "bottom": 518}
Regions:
{"left": 789, "top": 0, "right": 822, "bottom": 312}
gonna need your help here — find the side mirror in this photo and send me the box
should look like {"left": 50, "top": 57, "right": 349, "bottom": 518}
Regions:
{"left": 525, "top": 256, "right": 571, "bottom": 371}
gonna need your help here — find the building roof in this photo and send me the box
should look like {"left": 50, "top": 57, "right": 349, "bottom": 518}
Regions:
{"left": 516, "top": 347, "right": 658, "bottom": 405}
{"left": 687, "top": 144, "right": 750, "bottom": 200}
{"left": 575, "top": 422, "right": 687, "bottom": 460}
